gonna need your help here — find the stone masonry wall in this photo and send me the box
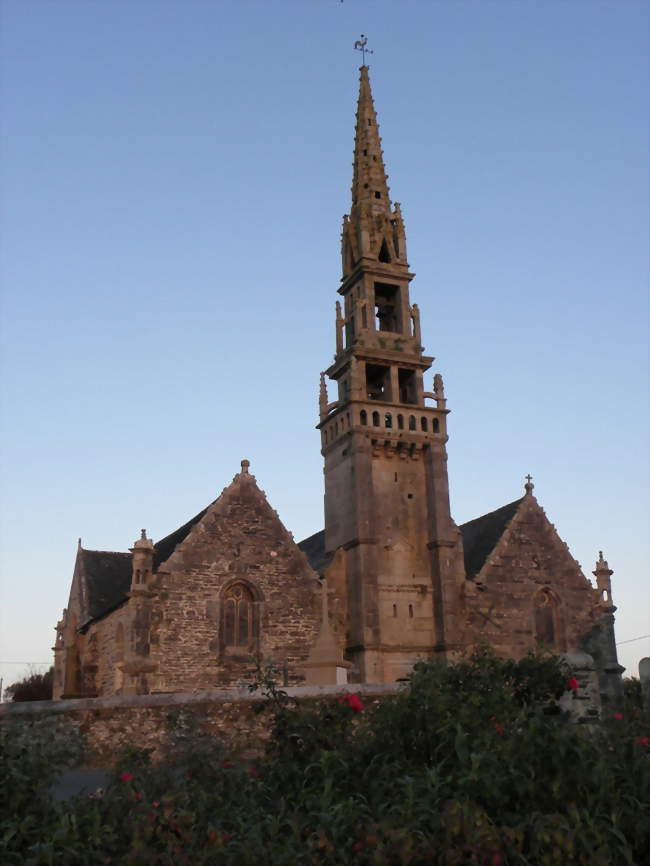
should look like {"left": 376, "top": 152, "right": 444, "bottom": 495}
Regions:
{"left": 150, "top": 476, "right": 321, "bottom": 693}
{"left": 0, "top": 684, "right": 400, "bottom": 767}
{"left": 461, "top": 496, "right": 597, "bottom": 658}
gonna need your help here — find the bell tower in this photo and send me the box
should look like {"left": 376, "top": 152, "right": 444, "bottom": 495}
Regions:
{"left": 319, "top": 65, "right": 464, "bottom": 683}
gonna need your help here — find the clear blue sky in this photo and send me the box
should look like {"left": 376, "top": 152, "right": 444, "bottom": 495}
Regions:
{"left": 1, "top": 0, "right": 648, "bottom": 692}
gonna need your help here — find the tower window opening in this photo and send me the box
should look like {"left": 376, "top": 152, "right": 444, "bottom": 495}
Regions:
{"left": 378, "top": 238, "right": 391, "bottom": 263}
{"left": 409, "top": 415, "right": 416, "bottom": 431}
{"left": 366, "top": 363, "right": 392, "bottom": 401}
{"left": 360, "top": 409, "right": 367, "bottom": 426}
{"left": 433, "top": 418, "right": 440, "bottom": 433}
{"left": 368, "top": 119, "right": 372, "bottom": 126}
{"left": 394, "top": 472, "right": 398, "bottom": 482}
{"left": 398, "top": 369, "right": 417, "bottom": 404}
{"left": 374, "top": 282, "right": 401, "bottom": 332}
{"left": 408, "top": 493, "right": 413, "bottom": 499}
{"left": 397, "top": 414, "right": 404, "bottom": 429}
{"left": 393, "top": 604, "right": 397, "bottom": 617}
{"left": 372, "top": 411, "right": 380, "bottom": 427}
{"left": 602, "top": 589, "right": 609, "bottom": 601}
{"left": 346, "top": 315, "right": 356, "bottom": 347}
{"left": 408, "top": 604, "right": 414, "bottom": 618}
{"left": 364, "top": 183, "right": 369, "bottom": 189}
{"left": 373, "top": 155, "right": 377, "bottom": 161}
{"left": 421, "top": 417, "right": 428, "bottom": 432}
{"left": 363, "top": 149, "right": 367, "bottom": 156}
{"left": 374, "top": 191, "right": 381, "bottom": 199}
{"left": 385, "top": 413, "right": 392, "bottom": 428}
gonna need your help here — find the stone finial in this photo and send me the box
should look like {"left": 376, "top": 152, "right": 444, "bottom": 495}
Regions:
{"left": 593, "top": 550, "right": 614, "bottom": 605}
{"left": 524, "top": 474, "right": 534, "bottom": 495}
{"left": 78, "top": 537, "right": 82, "bottom": 549}
{"left": 240, "top": 459, "right": 250, "bottom": 474}
{"left": 132, "top": 529, "right": 154, "bottom": 550}
{"left": 335, "top": 302, "right": 344, "bottom": 354}
{"left": 319, "top": 373, "right": 329, "bottom": 419}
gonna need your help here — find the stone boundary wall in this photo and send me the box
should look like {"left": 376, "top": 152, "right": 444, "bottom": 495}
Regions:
{"left": 0, "top": 683, "right": 402, "bottom": 766}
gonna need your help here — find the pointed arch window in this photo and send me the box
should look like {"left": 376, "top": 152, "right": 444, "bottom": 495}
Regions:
{"left": 223, "top": 583, "right": 257, "bottom": 649}
{"left": 534, "top": 589, "right": 556, "bottom": 648}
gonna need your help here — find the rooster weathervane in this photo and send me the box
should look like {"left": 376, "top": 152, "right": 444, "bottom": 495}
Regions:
{"left": 354, "top": 34, "right": 373, "bottom": 65}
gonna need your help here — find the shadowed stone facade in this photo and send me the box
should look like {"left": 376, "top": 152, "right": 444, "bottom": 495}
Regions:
{"left": 53, "top": 65, "right": 623, "bottom": 701}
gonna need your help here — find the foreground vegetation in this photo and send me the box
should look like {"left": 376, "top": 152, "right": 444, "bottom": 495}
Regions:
{"left": 1, "top": 651, "right": 648, "bottom": 865}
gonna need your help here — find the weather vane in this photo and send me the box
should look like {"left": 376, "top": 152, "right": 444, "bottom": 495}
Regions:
{"left": 354, "top": 34, "right": 373, "bottom": 65}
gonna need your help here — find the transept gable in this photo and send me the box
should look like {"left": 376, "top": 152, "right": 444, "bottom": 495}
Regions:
{"left": 156, "top": 460, "right": 317, "bottom": 581}
{"left": 473, "top": 493, "right": 595, "bottom": 597}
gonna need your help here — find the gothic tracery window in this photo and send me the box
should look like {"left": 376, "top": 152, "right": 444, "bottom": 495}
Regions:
{"left": 223, "top": 583, "right": 256, "bottom": 648}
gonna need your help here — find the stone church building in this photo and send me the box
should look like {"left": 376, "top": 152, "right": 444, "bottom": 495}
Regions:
{"left": 53, "top": 66, "right": 622, "bottom": 701}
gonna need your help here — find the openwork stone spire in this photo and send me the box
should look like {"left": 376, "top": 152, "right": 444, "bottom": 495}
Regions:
{"left": 351, "top": 66, "right": 392, "bottom": 216}
{"left": 342, "top": 66, "right": 407, "bottom": 276}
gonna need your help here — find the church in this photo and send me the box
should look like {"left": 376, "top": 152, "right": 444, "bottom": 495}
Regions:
{"left": 53, "top": 65, "right": 623, "bottom": 702}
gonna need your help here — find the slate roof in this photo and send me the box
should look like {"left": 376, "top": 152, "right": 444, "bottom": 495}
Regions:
{"left": 80, "top": 549, "right": 132, "bottom": 624}
{"left": 297, "top": 529, "right": 330, "bottom": 575}
{"left": 153, "top": 505, "right": 211, "bottom": 569}
{"left": 459, "top": 497, "right": 523, "bottom": 580}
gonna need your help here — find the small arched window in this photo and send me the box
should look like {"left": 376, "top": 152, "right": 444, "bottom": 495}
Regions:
{"left": 534, "top": 590, "right": 556, "bottom": 648}
{"left": 409, "top": 415, "right": 416, "bottom": 431}
{"left": 433, "top": 418, "right": 440, "bottom": 433}
{"left": 421, "top": 417, "right": 428, "bottom": 432}
{"left": 397, "top": 414, "right": 404, "bottom": 430}
{"left": 385, "top": 413, "right": 392, "bottom": 428}
{"left": 223, "top": 583, "right": 255, "bottom": 648}
{"left": 372, "top": 411, "right": 380, "bottom": 427}
{"left": 360, "top": 409, "right": 367, "bottom": 426}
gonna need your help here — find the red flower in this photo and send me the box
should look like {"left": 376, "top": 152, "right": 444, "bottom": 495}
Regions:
{"left": 493, "top": 722, "right": 505, "bottom": 736}
{"left": 119, "top": 772, "right": 135, "bottom": 782}
{"left": 247, "top": 766, "right": 262, "bottom": 779}
{"left": 340, "top": 693, "right": 364, "bottom": 713}
{"left": 222, "top": 761, "right": 235, "bottom": 768}
{"left": 152, "top": 801, "right": 160, "bottom": 808}
{"left": 353, "top": 841, "right": 365, "bottom": 852}
{"left": 566, "top": 676, "right": 579, "bottom": 692}
{"left": 613, "top": 712, "right": 624, "bottom": 720}
{"left": 135, "top": 792, "right": 143, "bottom": 802}
{"left": 635, "top": 736, "right": 649, "bottom": 747}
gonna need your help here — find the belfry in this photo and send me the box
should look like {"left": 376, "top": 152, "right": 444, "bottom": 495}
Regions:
{"left": 317, "top": 66, "right": 464, "bottom": 682}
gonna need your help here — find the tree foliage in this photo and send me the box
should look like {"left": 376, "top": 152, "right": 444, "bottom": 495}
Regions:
{"left": 5, "top": 667, "right": 53, "bottom": 702}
